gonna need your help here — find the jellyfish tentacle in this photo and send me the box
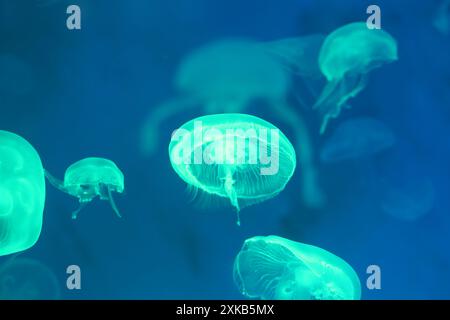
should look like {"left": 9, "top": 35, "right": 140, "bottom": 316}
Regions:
{"left": 218, "top": 164, "right": 240, "bottom": 225}
{"left": 107, "top": 185, "right": 122, "bottom": 218}
{"left": 44, "top": 169, "right": 67, "bottom": 193}
{"left": 71, "top": 201, "right": 88, "bottom": 220}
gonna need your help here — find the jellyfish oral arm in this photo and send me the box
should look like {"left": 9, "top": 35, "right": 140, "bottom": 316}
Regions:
{"left": 71, "top": 201, "right": 88, "bottom": 220}
{"left": 44, "top": 169, "right": 67, "bottom": 193}
{"left": 218, "top": 164, "right": 241, "bottom": 225}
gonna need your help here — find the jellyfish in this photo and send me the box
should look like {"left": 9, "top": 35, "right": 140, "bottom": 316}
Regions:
{"left": 0, "top": 257, "right": 60, "bottom": 300}
{"left": 233, "top": 235, "right": 361, "bottom": 300}
{"left": 0, "top": 130, "right": 45, "bottom": 257}
{"left": 141, "top": 38, "right": 326, "bottom": 208}
{"left": 433, "top": 0, "right": 450, "bottom": 35}
{"left": 320, "top": 117, "right": 396, "bottom": 163}
{"left": 377, "top": 151, "right": 435, "bottom": 221}
{"left": 169, "top": 113, "right": 296, "bottom": 225}
{"left": 315, "top": 22, "right": 398, "bottom": 134}
{"left": 45, "top": 157, "right": 124, "bottom": 219}
{"left": 380, "top": 177, "right": 435, "bottom": 221}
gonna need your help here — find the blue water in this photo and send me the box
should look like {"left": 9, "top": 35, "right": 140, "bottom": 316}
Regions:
{"left": 1, "top": 0, "right": 450, "bottom": 299}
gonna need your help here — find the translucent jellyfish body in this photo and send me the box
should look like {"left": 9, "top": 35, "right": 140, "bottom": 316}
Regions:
{"left": 433, "top": 0, "right": 450, "bottom": 35}
{"left": 141, "top": 38, "right": 290, "bottom": 155}
{"left": 45, "top": 157, "right": 124, "bottom": 219}
{"left": 380, "top": 177, "right": 435, "bottom": 221}
{"left": 0, "top": 131, "right": 45, "bottom": 256}
{"left": 315, "top": 22, "right": 398, "bottom": 133}
{"left": 233, "top": 235, "right": 361, "bottom": 300}
{"left": 142, "top": 38, "right": 326, "bottom": 209}
{"left": 320, "top": 117, "right": 396, "bottom": 163}
{"left": 175, "top": 39, "right": 290, "bottom": 113}
{"left": 0, "top": 257, "right": 60, "bottom": 299}
{"left": 169, "top": 114, "right": 296, "bottom": 225}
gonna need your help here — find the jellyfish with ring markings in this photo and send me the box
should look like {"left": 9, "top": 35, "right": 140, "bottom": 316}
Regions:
{"left": 0, "top": 130, "right": 45, "bottom": 257}
{"left": 233, "top": 235, "right": 361, "bottom": 300}
{"left": 142, "top": 38, "right": 326, "bottom": 208}
{"left": 45, "top": 157, "right": 124, "bottom": 219}
{"left": 169, "top": 113, "right": 296, "bottom": 226}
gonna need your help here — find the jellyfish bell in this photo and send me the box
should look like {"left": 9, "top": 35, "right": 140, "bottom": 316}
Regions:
{"left": 0, "top": 257, "right": 60, "bottom": 300}
{"left": 233, "top": 235, "right": 361, "bottom": 300}
{"left": 0, "top": 131, "right": 45, "bottom": 257}
{"left": 169, "top": 113, "right": 296, "bottom": 225}
{"left": 175, "top": 39, "right": 291, "bottom": 113}
{"left": 315, "top": 22, "right": 398, "bottom": 133}
{"left": 320, "top": 117, "right": 396, "bottom": 163}
{"left": 45, "top": 157, "right": 124, "bottom": 219}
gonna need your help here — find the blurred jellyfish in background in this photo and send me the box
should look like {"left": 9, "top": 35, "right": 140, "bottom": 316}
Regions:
{"left": 0, "top": 54, "right": 34, "bottom": 96}
{"left": 263, "top": 34, "right": 326, "bottom": 102}
{"left": 320, "top": 117, "right": 396, "bottom": 163}
{"left": 0, "top": 256, "right": 60, "bottom": 300}
{"left": 315, "top": 22, "right": 398, "bottom": 134}
{"left": 142, "top": 38, "right": 326, "bottom": 208}
{"left": 0, "top": 131, "right": 45, "bottom": 257}
{"left": 233, "top": 235, "right": 361, "bottom": 300}
{"left": 45, "top": 157, "right": 124, "bottom": 219}
{"left": 377, "top": 146, "right": 435, "bottom": 221}
{"left": 169, "top": 113, "right": 296, "bottom": 225}
{"left": 380, "top": 177, "right": 435, "bottom": 221}
{"left": 433, "top": 0, "right": 450, "bottom": 35}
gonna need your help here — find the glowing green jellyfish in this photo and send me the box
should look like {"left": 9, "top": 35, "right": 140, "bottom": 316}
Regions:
{"left": 169, "top": 113, "right": 296, "bottom": 225}
{"left": 0, "top": 131, "right": 45, "bottom": 257}
{"left": 45, "top": 157, "right": 124, "bottom": 219}
{"left": 315, "top": 22, "right": 398, "bottom": 134}
{"left": 141, "top": 38, "right": 326, "bottom": 209}
{"left": 0, "top": 256, "right": 60, "bottom": 300}
{"left": 233, "top": 235, "right": 361, "bottom": 300}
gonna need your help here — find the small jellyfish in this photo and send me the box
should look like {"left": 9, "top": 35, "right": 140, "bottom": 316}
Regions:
{"left": 315, "top": 22, "right": 398, "bottom": 134}
{"left": 45, "top": 157, "right": 124, "bottom": 219}
{"left": 141, "top": 38, "right": 326, "bottom": 209}
{"left": 433, "top": 0, "right": 450, "bottom": 35}
{"left": 0, "top": 131, "right": 45, "bottom": 257}
{"left": 320, "top": 117, "right": 396, "bottom": 163}
{"left": 169, "top": 113, "right": 296, "bottom": 225}
{"left": 233, "top": 235, "right": 361, "bottom": 300}
{"left": 0, "top": 257, "right": 60, "bottom": 300}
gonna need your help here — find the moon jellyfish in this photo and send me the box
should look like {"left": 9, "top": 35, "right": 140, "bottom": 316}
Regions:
{"left": 315, "top": 22, "right": 398, "bottom": 134}
{"left": 0, "top": 131, "right": 45, "bottom": 257}
{"left": 233, "top": 235, "right": 361, "bottom": 300}
{"left": 320, "top": 117, "right": 396, "bottom": 163}
{"left": 142, "top": 38, "right": 326, "bottom": 209}
{"left": 169, "top": 113, "right": 296, "bottom": 225}
{"left": 0, "top": 257, "right": 60, "bottom": 300}
{"left": 45, "top": 157, "right": 124, "bottom": 219}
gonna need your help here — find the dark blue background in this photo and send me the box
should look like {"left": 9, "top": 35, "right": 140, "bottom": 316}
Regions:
{"left": 0, "top": 0, "right": 449, "bottom": 299}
